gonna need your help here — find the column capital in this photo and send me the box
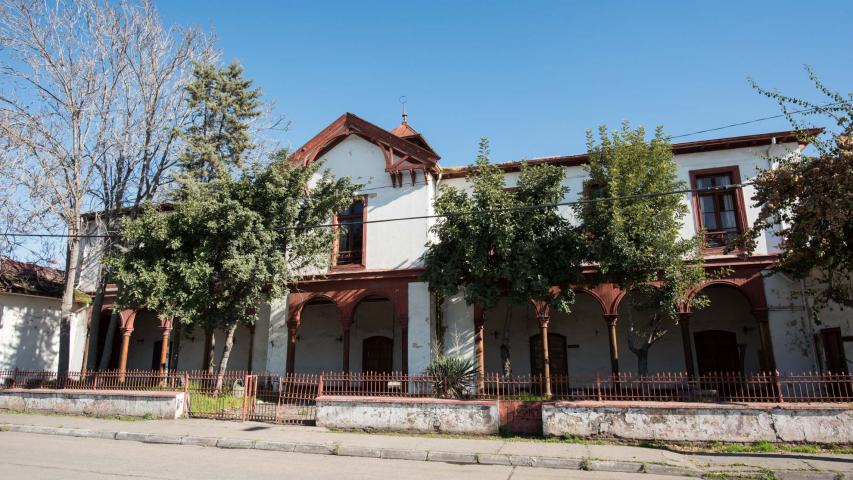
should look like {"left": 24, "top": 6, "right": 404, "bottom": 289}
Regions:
{"left": 602, "top": 313, "right": 618, "bottom": 326}
{"left": 159, "top": 317, "right": 173, "bottom": 331}
{"left": 677, "top": 311, "right": 692, "bottom": 323}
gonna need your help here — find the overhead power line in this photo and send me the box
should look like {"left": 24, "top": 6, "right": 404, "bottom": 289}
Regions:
{"left": 3, "top": 182, "right": 753, "bottom": 238}
{"left": 7, "top": 102, "right": 840, "bottom": 241}
{"left": 670, "top": 101, "right": 845, "bottom": 139}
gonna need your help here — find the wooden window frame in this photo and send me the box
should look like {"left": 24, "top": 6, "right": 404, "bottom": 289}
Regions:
{"left": 689, "top": 166, "right": 748, "bottom": 253}
{"left": 331, "top": 196, "right": 367, "bottom": 270}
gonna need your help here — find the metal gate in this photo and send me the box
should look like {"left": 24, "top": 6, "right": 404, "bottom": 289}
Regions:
{"left": 241, "top": 373, "right": 319, "bottom": 424}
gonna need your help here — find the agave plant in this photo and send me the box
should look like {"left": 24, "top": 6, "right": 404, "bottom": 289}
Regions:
{"left": 426, "top": 355, "right": 477, "bottom": 399}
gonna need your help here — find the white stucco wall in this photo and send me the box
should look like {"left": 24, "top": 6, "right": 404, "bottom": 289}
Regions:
{"left": 407, "top": 281, "right": 432, "bottom": 375}
{"left": 265, "top": 298, "right": 289, "bottom": 374}
{"left": 0, "top": 293, "right": 87, "bottom": 371}
{"left": 442, "top": 292, "right": 475, "bottom": 363}
{"left": 309, "top": 135, "right": 434, "bottom": 272}
{"left": 441, "top": 142, "right": 802, "bottom": 258}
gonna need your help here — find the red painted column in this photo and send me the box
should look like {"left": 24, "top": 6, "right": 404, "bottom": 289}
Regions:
{"left": 285, "top": 322, "right": 298, "bottom": 375}
{"left": 117, "top": 309, "right": 137, "bottom": 383}
{"left": 603, "top": 314, "right": 619, "bottom": 376}
{"left": 532, "top": 300, "right": 553, "bottom": 399}
{"left": 158, "top": 319, "right": 172, "bottom": 374}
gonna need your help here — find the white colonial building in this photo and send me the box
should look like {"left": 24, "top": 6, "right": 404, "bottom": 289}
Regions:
{"left": 74, "top": 113, "right": 851, "bottom": 380}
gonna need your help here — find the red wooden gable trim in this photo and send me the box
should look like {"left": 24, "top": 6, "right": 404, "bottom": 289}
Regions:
{"left": 290, "top": 112, "right": 441, "bottom": 170}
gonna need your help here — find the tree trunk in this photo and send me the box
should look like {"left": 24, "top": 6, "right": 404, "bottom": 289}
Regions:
{"left": 203, "top": 329, "right": 215, "bottom": 374}
{"left": 98, "top": 310, "right": 120, "bottom": 371}
{"left": 214, "top": 324, "right": 238, "bottom": 394}
{"left": 58, "top": 234, "right": 82, "bottom": 379}
{"left": 636, "top": 346, "right": 649, "bottom": 376}
{"left": 169, "top": 322, "right": 182, "bottom": 371}
{"left": 83, "top": 287, "right": 106, "bottom": 371}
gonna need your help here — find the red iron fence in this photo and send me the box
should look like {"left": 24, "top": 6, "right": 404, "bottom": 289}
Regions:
{"left": 2, "top": 369, "right": 851, "bottom": 425}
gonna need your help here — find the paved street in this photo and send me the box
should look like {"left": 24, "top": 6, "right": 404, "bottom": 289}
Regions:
{"left": 0, "top": 432, "right": 694, "bottom": 480}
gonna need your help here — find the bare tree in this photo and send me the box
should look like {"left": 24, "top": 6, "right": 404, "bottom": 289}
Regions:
{"left": 0, "top": 0, "right": 214, "bottom": 376}
{"left": 85, "top": 0, "right": 216, "bottom": 372}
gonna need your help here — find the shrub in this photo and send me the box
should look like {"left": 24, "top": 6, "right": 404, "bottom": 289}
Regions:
{"left": 426, "top": 355, "right": 477, "bottom": 399}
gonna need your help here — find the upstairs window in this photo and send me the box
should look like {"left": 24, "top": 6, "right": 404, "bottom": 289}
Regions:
{"left": 334, "top": 198, "right": 366, "bottom": 267}
{"left": 690, "top": 167, "right": 746, "bottom": 249}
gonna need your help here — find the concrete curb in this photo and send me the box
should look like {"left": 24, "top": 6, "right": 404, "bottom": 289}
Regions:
{"left": 0, "top": 423, "right": 844, "bottom": 479}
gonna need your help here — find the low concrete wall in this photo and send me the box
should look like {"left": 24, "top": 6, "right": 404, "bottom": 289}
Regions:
{"left": 543, "top": 401, "right": 853, "bottom": 444}
{"left": 0, "top": 389, "right": 186, "bottom": 419}
{"left": 316, "top": 396, "right": 499, "bottom": 435}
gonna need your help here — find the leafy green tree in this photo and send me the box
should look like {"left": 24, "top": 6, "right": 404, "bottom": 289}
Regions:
{"left": 111, "top": 61, "right": 358, "bottom": 389}
{"left": 180, "top": 62, "right": 262, "bottom": 182}
{"left": 111, "top": 153, "right": 357, "bottom": 389}
{"left": 739, "top": 68, "right": 853, "bottom": 311}
{"left": 576, "top": 123, "right": 707, "bottom": 374}
{"left": 423, "top": 138, "right": 584, "bottom": 379}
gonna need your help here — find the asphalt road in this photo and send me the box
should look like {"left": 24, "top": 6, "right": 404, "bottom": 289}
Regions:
{"left": 0, "top": 432, "right": 697, "bottom": 479}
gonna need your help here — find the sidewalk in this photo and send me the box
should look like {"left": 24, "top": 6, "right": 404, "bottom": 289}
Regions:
{"left": 1, "top": 413, "right": 850, "bottom": 479}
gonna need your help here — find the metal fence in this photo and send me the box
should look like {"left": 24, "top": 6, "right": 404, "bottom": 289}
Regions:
{"left": 2, "top": 369, "right": 851, "bottom": 425}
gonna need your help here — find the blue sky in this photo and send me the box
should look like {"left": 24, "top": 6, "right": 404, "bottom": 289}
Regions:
{"left": 160, "top": 1, "right": 850, "bottom": 167}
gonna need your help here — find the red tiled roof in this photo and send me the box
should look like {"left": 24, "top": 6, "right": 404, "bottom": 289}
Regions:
{"left": 0, "top": 258, "right": 65, "bottom": 298}
{"left": 440, "top": 128, "right": 822, "bottom": 179}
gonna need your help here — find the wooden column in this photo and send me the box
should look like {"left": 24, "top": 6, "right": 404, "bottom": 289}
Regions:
{"left": 678, "top": 312, "right": 696, "bottom": 377}
{"left": 118, "top": 328, "right": 132, "bottom": 382}
{"left": 158, "top": 319, "right": 172, "bottom": 374}
{"left": 531, "top": 299, "right": 552, "bottom": 399}
{"left": 473, "top": 304, "right": 486, "bottom": 394}
{"left": 117, "top": 309, "right": 136, "bottom": 383}
{"left": 285, "top": 322, "right": 298, "bottom": 375}
{"left": 539, "top": 314, "right": 552, "bottom": 399}
{"left": 753, "top": 309, "right": 777, "bottom": 372}
{"left": 247, "top": 324, "right": 256, "bottom": 373}
{"left": 603, "top": 314, "right": 619, "bottom": 376}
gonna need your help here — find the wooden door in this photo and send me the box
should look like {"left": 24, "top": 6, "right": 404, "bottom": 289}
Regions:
{"left": 694, "top": 330, "right": 740, "bottom": 375}
{"left": 821, "top": 328, "right": 848, "bottom": 374}
{"left": 362, "top": 336, "right": 393, "bottom": 373}
{"left": 530, "top": 333, "right": 568, "bottom": 376}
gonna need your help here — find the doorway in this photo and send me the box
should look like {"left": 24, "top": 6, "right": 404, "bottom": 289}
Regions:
{"left": 362, "top": 336, "right": 393, "bottom": 373}
{"left": 821, "top": 328, "right": 849, "bottom": 374}
{"left": 695, "top": 330, "right": 741, "bottom": 375}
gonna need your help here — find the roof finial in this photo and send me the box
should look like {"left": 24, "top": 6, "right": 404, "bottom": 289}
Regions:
{"left": 399, "top": 95, "right": 408, "bottom": 125}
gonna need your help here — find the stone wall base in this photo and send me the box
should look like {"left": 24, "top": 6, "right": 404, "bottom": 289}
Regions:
{"left": 316, "top": 396, "right": 499, "bottom": 435}
{"left": 542, "top": 401, "right": 853, "bottom": 444}
{"left": 0, "top": 389, "right": 186, "bottom": 419}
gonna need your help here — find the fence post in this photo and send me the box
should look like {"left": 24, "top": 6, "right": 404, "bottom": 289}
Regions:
{"left": 773, "top": 370, "right": 784, "bottom": 403}
{"left": 596, "top": 372, "right": 602, "bottom": 402}
{"left": 93, "top": 372, "right": 99, "bottom": 390}
{"left": 317, "top": 372, "right": 324, "bottom": 397}
{"left": 184, "top": 373, "right": 190, "bottom": 418}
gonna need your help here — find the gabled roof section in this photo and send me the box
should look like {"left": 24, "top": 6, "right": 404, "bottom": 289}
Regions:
{"left": 291, "top": 113, "right": 441, "bottom": 172}
{"left": 390, "top": 120, "right": 438, "bottom": 156}
{"left": 1, "top": 257, "right": 65, "bottom": 298}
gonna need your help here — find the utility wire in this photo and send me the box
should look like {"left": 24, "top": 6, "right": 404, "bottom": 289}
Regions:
{"left": 3, "top": 182, "right": 752, "bottom": 238}
{"left": 8, "top": 102, "right": 840, "bottom": 241}
{"left": 670, "top": 101, "right": 845, "bottom": 139}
